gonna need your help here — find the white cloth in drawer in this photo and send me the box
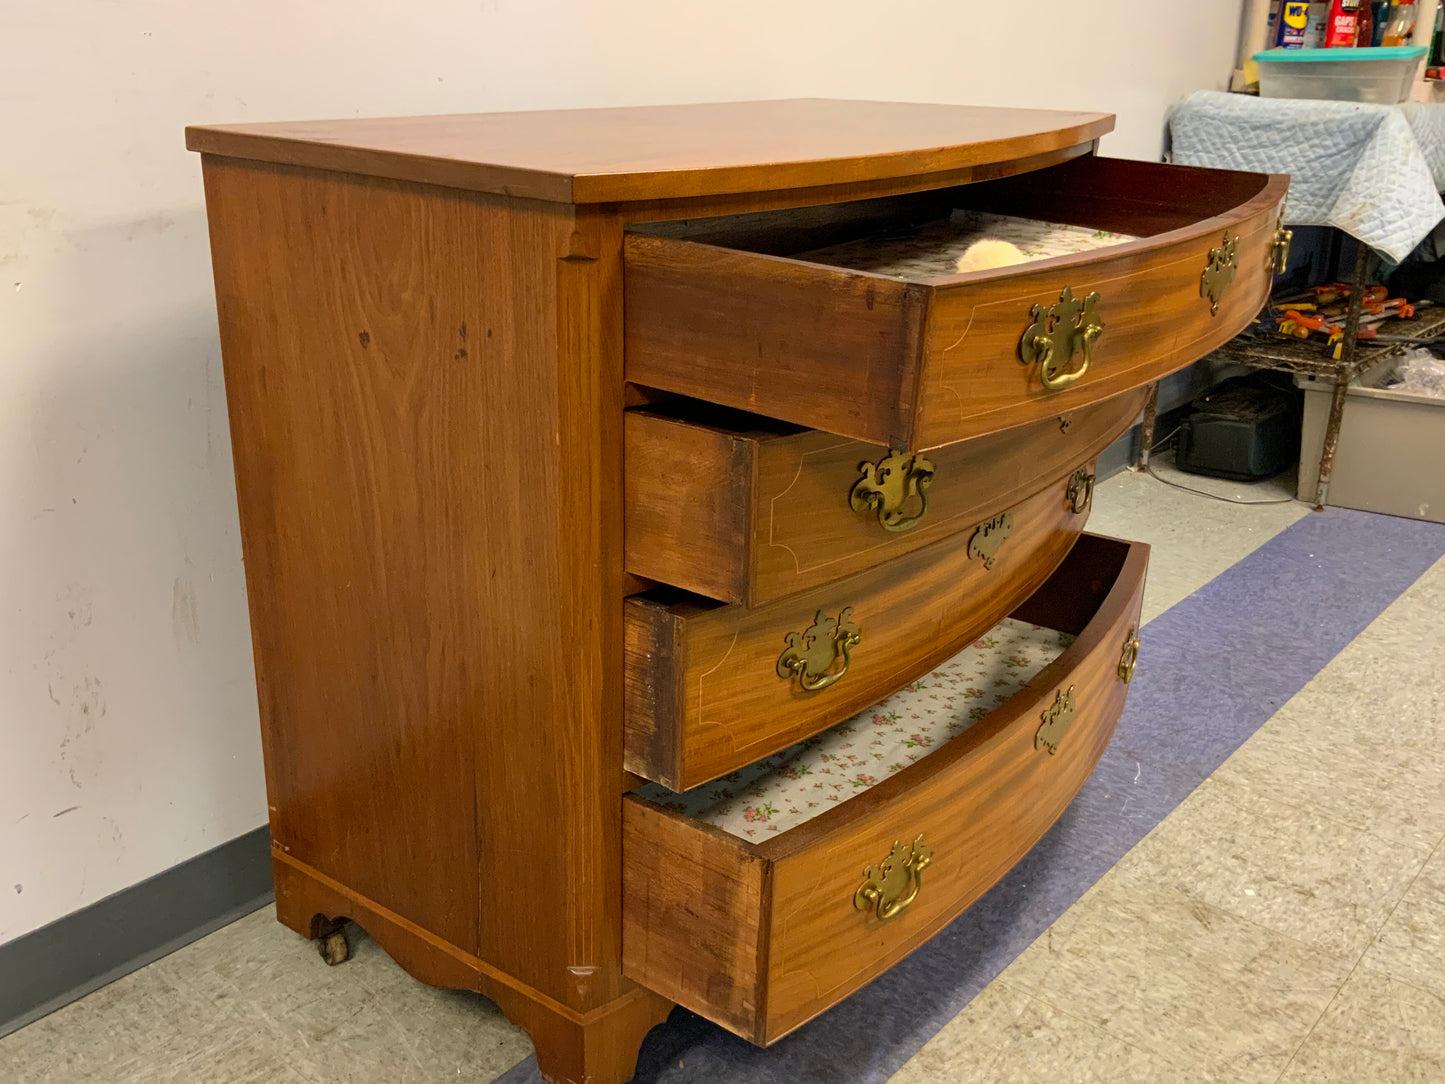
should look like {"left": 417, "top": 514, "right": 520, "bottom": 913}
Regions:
{"left": 636, "top": 618, "right": 1072, "bottom": 840}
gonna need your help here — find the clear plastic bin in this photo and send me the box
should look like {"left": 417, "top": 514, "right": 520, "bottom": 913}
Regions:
{"left": 1253, "top": 45, "right": 1427, "bottom": 103}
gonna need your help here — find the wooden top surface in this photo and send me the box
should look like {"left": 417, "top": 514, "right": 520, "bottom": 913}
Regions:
{"left": 185, "top": 98, "right": 1114, "bottom": 205}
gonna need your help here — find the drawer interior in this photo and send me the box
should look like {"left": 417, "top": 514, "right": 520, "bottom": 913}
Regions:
{"left": 630, "top": 532, "right": 1136, "bottom": 843}
{"left": 632, "top": 613, "right": 1073, "bottom": 842}
{"left": 629, "top": 155, "right": 1274, "bottom": 283}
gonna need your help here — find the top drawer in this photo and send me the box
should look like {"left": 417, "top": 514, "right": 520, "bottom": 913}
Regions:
{"left": 625, "top": 156, "right": 1288, "bottom": 450}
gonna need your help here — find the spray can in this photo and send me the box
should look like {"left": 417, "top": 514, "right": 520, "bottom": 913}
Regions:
{"left": 1325, "top": 0, "right": 1362, "bottom": 44}
{"left": 1276, "top": 0, "right": 1312, "bottom": 45}
{"left": 1304, "top": 2, "right": 1331, "bottom": 46}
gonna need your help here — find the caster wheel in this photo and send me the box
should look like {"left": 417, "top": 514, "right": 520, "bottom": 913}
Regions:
{"left": 317, "top": 928, "right": 350, "bottom": 966}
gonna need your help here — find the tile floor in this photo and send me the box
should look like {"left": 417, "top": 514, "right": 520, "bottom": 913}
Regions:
{"left": 3, "top": 457, "right": 1442, "bottom": 1084}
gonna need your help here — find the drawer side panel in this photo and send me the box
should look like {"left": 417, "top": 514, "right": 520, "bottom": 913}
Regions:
{"left": 621, "top": 800, "right": 768, "bottom": 1038}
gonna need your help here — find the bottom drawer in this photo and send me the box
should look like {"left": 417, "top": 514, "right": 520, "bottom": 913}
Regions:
{"left": 621, "top": 533, "right": 1147, "bottom": 1045}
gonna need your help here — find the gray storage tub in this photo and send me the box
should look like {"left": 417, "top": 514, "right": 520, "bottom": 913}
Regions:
{"left": 1297, "top": 362, "right": 1445, "bottom": 523}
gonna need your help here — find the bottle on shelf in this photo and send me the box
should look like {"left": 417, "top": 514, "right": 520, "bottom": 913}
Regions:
{"left": 1358, "top": 0, "right": 1375, "bottom": 44}
{"left": 1371, "top": 0, "right": 1394, "bottom": 43}
{"left": 1382, "top": 0, "right": 1418, "bottom": 46}
{"left": 1303, "top": 1, "right": 1332, "bottom": 45}
{"left": 1325, "top": 0, "right": 1363, "bottom": 45}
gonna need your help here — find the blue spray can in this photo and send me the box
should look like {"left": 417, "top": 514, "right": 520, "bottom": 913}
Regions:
{"left": 1275, "top": 0, "right": 1312, "bottom": 46}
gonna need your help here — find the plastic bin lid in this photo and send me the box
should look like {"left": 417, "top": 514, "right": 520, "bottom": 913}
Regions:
{"left": 1253, "top": 45, "right": 1428, "bottom": 62}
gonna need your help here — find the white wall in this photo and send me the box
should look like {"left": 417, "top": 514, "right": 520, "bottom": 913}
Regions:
{"left": 0, "top": 0, "right": 1245, "bottom": 945}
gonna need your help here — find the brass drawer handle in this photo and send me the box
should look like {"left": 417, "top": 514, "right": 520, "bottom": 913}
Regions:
{"left": 850, "top": 449, "right": 935, "bottom": 533}
{"left": 1066, "top": 467, "right": 1095, "bottom": 515}
{"left": 777, "top": 608, "right": 861, "bottom": 692}
{"left": 1035, "top": 685, "right": 1078, "bottom": 756}
{"left": 1273, "top": 226, "right": 1293, "bottom": 274}
{"left": 1201, "top": 232, "right": 1240, "bottom": 316}
{"left": 854, "top": 834, "right": 931, "bottom": 921}
{"left": 1020, "top": 286, "right": 1103, "bottom": 391}
{"left": 967, "top": 511, "right": 1013, "bottom": 570}
{"left": 1118, "top": 627, "right": 1140, "bottom": 684}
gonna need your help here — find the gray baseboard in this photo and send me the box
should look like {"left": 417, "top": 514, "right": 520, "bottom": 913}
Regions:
{"left": 0, "top": 826, "right": 274, "bottom": 1040}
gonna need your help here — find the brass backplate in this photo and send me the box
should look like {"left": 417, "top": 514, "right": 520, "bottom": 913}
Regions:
{"left": 854, "top": 834, "right": 932, "bottom": 921}
{"left": 777, "top": 608, "right": 861, "bottom": 692}
{"left": 1020, "top": 286, "right": 1104, "bottom": 390}
{"left": 1201, "top": 232, "right": 1240, "bottom": 316}
{"left": 1066, "top": 467, "right": 1095, "bottom": 515}
{"left": 1118, "top": 626, "right": 1140, "bottom": 684}
{"left": 1035, "top": 685, "right": 1078, "bottom": 756}
{"left": 850, "top": 449, "right": 936, "bottom": 533}
{"left": 967, "top": 511, "right": 1013, "bottom": 570}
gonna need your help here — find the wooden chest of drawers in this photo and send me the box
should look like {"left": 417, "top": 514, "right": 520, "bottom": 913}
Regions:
{"left": 187, "top": 99, "right": 1285, "bottom": 1084}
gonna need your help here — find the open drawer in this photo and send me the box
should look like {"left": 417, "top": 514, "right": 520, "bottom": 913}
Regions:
{"left": 622, "top": 533, "right": 1148, "bottom": 1044}
{"left": 626, "top": 386, "right": 1144, "bottom": 606}
{"left": 625, "top": 467, "right": 1094, "bottom": 791}
{"left": 625, "top": 155, "right": 1288, "bottom": 449}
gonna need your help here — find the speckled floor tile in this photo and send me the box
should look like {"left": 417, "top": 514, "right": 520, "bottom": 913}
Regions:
{"left": 0, "top": 957, "right": 231, "bottom": 1084}
{"left": 0, "top": 908, "right": 533, "bottom": 1084}
{"left": 1360, "top": 844, "right": 1445, "bottom": 1002}
{"left": 1277, "top": 967, "right": 1445, "bottom": 1084}
{"left": 1215, "top": 693, "right": 1445, "bottom": 852}
{"left": 1088, "top": 463, "right": 1309, "bottom": 624}
{"left": 1113, "top": 774, "right": 1431, "bottom": 957}
{"left": 999, "top": 870, "right": 1354, "bottom": 1084}
{"left": 889, "top": 979, "right": 1203, "bottom": 1084}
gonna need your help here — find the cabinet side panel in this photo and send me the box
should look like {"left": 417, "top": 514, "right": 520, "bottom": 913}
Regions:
{"left": 201, "top": 157, "right": 587, "bottom": 993}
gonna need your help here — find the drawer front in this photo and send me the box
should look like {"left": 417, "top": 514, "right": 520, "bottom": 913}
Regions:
{"left": 624, "top": 156, "right": 1288, "bottom": 449}
{"left": 625, "top": 470, "right": 1094, "bottom": 791}
{"left": 626, "top": 387, "right": 1145, "bottom": 606}
{"left": 911, "top": 208, "right": 1273, "bottom": 446}
{"left": 622, "top": 534, "right": 1149, "bottom": 1043}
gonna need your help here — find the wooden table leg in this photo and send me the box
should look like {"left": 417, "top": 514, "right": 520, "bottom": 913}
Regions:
{"left": 1315, "top": 243, "right": 1373, "bottom": 510}
{"left": 1135, "top": 381, "right": 1160, "bottom": 471}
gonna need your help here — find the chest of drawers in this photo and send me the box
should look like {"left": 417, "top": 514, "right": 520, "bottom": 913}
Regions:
{"left": 187, "top": 100, "right": 1285, "bottom": 1084}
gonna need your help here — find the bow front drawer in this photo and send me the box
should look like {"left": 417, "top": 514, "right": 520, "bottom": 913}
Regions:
{"left": 622, "top": 534, "right": 1148, "bottom": 1044}
{"left": 625, "top": 156, "right": 1287, "bottom": 449}
{"left": 625, "top": 468, "right": 1095, "bottom": 791}
{"left": 625, "top": 388, "right": 1141, "bottom": 606}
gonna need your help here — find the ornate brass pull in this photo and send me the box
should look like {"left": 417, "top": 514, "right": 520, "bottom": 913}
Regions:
{"left": 1273, "top": 226, "right": 1293, "bottom": 274}
{"left": 1066, "top": 468, "right": 1095, "bottom": 515}
{"left": 1035, "top": 686, "right": 1078, "bottom": 756}
{"left": 967, "top": 511, "right": 1013, "bottom": 570}
{"left": 777, "top": 608, "right": 861, "bottom": 692}
{"left": 850, "top": 450, "right": 935, "bottom": 533}
{"left": 854, "top": 835, "right": 932, "bottom": 921}
{"left": 1201, "top": 232, "right": 1240, "bottom": 316}
{"left": 1020, "top": 286, "right": 1103, "bottom": 391}
{"left": 1118, "top": 627, "right": 1140, "bottom": 684}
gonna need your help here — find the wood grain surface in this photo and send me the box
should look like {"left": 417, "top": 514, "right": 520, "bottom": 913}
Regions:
{"left": 186, "top": 98, "right": 1113, "bottom": 205}
{"left": 624, "top": 156, "right": 1288, "bottom": 449}
{"left": 621, "top": 534, "right": 1148, "bottom": 1044}
{"left": 200, "top": 155, "right": 653, "bottom": 1080}
{"left": 625, "top": 389, "right": 1145, "bottom": 606}
{"left": 624, "top": 472, "right": 1092, "bottom": 791}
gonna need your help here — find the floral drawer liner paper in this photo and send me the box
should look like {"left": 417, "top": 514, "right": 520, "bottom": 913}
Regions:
{"left": 791, "top": 211, "right": 1138, "bottom": 281}
{"left": 636, "top": 617, "right": 1073, "bottom": 840}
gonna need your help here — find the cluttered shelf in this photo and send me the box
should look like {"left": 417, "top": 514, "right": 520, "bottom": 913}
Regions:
{"left": 1215, "top": 296, "right": 1445, "bottom": 381}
